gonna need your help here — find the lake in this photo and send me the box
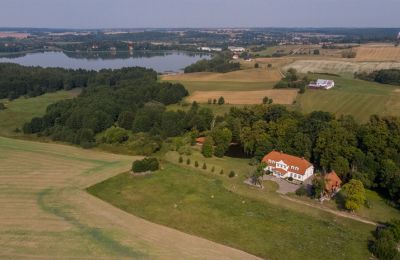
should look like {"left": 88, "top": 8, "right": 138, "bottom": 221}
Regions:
{"left": 0, "top": 51, "right": 210, "bottom": 73}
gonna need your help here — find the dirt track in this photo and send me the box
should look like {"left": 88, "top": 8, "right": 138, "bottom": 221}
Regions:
{"left": 0, "top": 137, "right": 260, "bottom": 259}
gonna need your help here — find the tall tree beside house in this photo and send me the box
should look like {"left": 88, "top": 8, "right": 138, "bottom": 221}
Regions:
{"left": 212, "top": 127, "right": 232, "bottom": 157}
{"left": 341, "top": 179, "right": 366, "bottom": 211}
{"left": 312, "top": 176, "right": 325, "bottom": 199}
{"left": 201, "top": 137, "right": 214, "bottom": 158}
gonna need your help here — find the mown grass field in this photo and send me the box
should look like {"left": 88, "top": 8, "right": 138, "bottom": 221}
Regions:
{"left": 89, "top": 162, "right": 374, "bottom": 260}
{"left": 187, "top": 89, "right": 297, "bottom": 105}
{"left": 0, "top": 89, "right": 80, "bottom": 136}
{"left": 0, "top": 137, "right": 258, "bottom": 259}
{"left": 296, "top": 75, "right": 400, "bottom": 122}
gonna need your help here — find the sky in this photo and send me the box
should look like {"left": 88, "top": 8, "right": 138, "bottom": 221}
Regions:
{"left": 1, "top": 0, "right": 399, "bottom": 28}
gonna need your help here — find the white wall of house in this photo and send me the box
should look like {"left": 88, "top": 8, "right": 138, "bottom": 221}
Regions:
{"left": 265, "top": 164, "right": 314, "bottom": 182}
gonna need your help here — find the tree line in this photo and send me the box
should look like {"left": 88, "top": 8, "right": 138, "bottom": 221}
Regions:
{"left": 356, "top": 69, "right": 400, "bottom": 86}
{"left": 0, "top": 63, "right": 158, "bottom": 100}
{"left": 184, "top": 51, "right": 240, "bottom": 73}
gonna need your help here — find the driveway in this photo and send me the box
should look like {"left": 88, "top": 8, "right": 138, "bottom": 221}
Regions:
{"left": 263, "top": 175, "right": 299, "bottom": 194}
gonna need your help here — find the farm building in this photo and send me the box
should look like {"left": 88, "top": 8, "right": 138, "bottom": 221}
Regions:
{"left": 262, "top": 151, "right": 314, "bottom": 182}
{"left": 308, "top": 79, "right": 335, "bottom": 90}
{"left": 228, "top": 46, "right": 246, "bottom": 52}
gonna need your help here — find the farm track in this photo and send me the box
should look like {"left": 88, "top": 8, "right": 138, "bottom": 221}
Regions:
{"left": 0, "top": 137, "right": 260, "bottom": 259}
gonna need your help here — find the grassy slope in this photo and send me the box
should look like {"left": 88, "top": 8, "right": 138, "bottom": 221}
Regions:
{"left": 297, "top": 75, "right": 400, "bottom": 122}
{"left": 0, "top": 89, "right": 80, "bottom": 136}
{"left": 88, "top": 162, "right": 373, "bottom": 260}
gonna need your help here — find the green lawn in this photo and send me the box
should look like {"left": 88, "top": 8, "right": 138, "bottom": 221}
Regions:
{"left": 167, "top": 80, "right": 276, "bottom": 93}
{"left": 88, "top": 162, "right": 373, "bottom": 260}
{"left": 0, "top": 89, "right": 80, "bottom": 136}
{"left": 297, "top": 75, "right": 400, "bottom": 122}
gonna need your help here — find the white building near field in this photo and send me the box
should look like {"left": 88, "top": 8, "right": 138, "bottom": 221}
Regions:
{"left": 308, "top": 79, "right": 335, "bottom": 90}
{"left": 228, "top": 46, "right": 246, "bottom": 52}
{"left": 262, "top": 151, "right": 314, "bottom": 182}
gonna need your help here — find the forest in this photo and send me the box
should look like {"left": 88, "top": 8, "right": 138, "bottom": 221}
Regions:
{"left": 0, "top": 63, "right": 158, "bottom": 99}
{"left": 184, "top": 51, "right": 240, "bottom": 73}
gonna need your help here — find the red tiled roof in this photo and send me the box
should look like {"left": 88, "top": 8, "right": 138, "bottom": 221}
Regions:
{"left": 324, "top": 171, "right": 342, "bottom": 192}
{"left": 196, "top": 137, "right": 206, "bottom": 144}
{"left": 262, "top": 151, "right": 312, "bottom": 175}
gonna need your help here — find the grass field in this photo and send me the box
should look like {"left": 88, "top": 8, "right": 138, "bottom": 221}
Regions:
{"left": 162, "top": 68, "right": 282, "bottom": 83}
{"left": 296, "top": 75, "right": 400, "bottom": 122}
{"left": 0, "top": 137, "right": 258, "bottom": 259}
{"left": 283, "top": 59, "right": 400, "bottom": 75}
{"left": 89, "top": 162, "right": 373, "bottom": 260}
{"left": 187, "top": 89, "right": 297, "bottom": 105}
{"left": 161, "top": 68, "right": 282, "bottom": 94}
{"left": 0, "top": 89, "right": 80, "bottom": 136}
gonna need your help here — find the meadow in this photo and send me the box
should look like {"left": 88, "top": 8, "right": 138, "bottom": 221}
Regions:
{"left": 0, "top": 137, "right": 256, "bottom": 259}
{"left": 296, "top": 75, "right": 400, "bottom": 122}
{"left": 0, "top": 89, "right": 80, "bottom": 136}
{"left": 89, "top": 162, "right": 373, "bottom": 260}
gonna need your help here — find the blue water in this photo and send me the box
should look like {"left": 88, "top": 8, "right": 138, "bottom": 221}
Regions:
{"left": 0, "top": 51, "right": 209, "bottom": 72}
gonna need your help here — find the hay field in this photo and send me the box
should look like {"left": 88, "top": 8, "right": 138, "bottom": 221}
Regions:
{"left": 0, "top": 137, "right": 258, "bottom": 259}
{"left": 162, "top": 68, "right": 282, "bottom": 83}
{"left": 187, "top": 89, "right": 298, "bottom": 105}
{"left": 355, "top": 45, "right": 400, "bottom": 61}
{"left": 283, "top": 59, "right": 400, "bottom": 75}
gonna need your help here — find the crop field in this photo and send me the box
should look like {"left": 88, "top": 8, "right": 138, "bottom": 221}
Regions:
{"left": 89, "top": 162, "right": 373, "bottom": 260}
{"left": 297, "top": 75, "right": 400, "bottom": 122}
{"left": 0, "top": 89, "right": 80, "bottom": 136}
{"left": 0, "top": 137, "right": 257, "bottom": 259}
{"left": 355, "top": 45, "right": 400, "bottom": 61}
{"left": 283, "top": 59, "right": 400, "bottom": 75}
{"left": 187, "top": 89, "right": 298, "bottom": 105}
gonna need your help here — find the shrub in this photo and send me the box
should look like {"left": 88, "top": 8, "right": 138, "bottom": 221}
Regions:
{"left": 201, "top": 137, "right": 214, "bottom": 158}
{"left": 186, "top": 158, "right": 191, "bottom": 165}
{"left": 254, "top": 63, "right": 259, "bottom": 68}
{"left": 132, "top": 157, "right": 159, "bottom": 173}
{"left": 195, "top": 161, "right": 199, "bottom": 167}
{"left": 211, "top": 166, "right": 215, "bottom": 172}
{"left": 288, "top": 177, "right": 293, "bottom": 181}
{"left": 101, "top": 126, "right": 129, "bottom": 144}
{"left": 220, "top": 169, "right": 224, "bottom": 175}
{"left": 217, "top": 96, "right": 225, "bottom": 105}
{"left": 202, "top": 163, "right": 207, "bottom": 170}
{"left": 229, "top": 171, "right": 235, "bottom": 178}
{"left": 179, "top": 156, "right": 183, "bottom": 163}
{"left": 295, "top": 185, "right": 308, "bottom": 196}
{"left": 0, "top": 102, "right": 6, "bottom": 110}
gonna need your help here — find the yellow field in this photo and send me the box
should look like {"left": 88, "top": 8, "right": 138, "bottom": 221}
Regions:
{"left": 0, "top": 137, "right": 258, "bottom": 259}
{"left": 187, "top": 89, "right": 298, "bottom": 105}
{"left": 161, "top": 68, "right": 282, "bottom": 83}
{"left": 355, "top": 45, "right": 400, "bottom": 61}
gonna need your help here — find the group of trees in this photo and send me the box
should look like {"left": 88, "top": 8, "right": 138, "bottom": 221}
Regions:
{"left": 370, "top": 220, "right": 400, "bottom": 259}
{"left": 207, "top": 96, "right": 225, "bottom": 105}
{"left": 356, "top": 69, "right": 400, "bottom": 86}
{"left": 0, "top": 63, "right": 159, "bottom": 100}
{"left": 23, "top": 67, "right": 192, "bottom": 147}
{"left": 274, "top": 68, "right": 308, "bottom": 93}
{"left": 218, "top": 105, "right": 400, "bottom": 204}
{"left": 132, "top": 157, "right": 159, "bottom": 173}
{"left": 184, "top": 51, "right": 240, "bottom": 73}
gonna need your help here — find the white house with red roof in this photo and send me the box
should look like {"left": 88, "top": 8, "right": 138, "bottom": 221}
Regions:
{"left": 262, "top": 151, "right": 314, "bottom": 182}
